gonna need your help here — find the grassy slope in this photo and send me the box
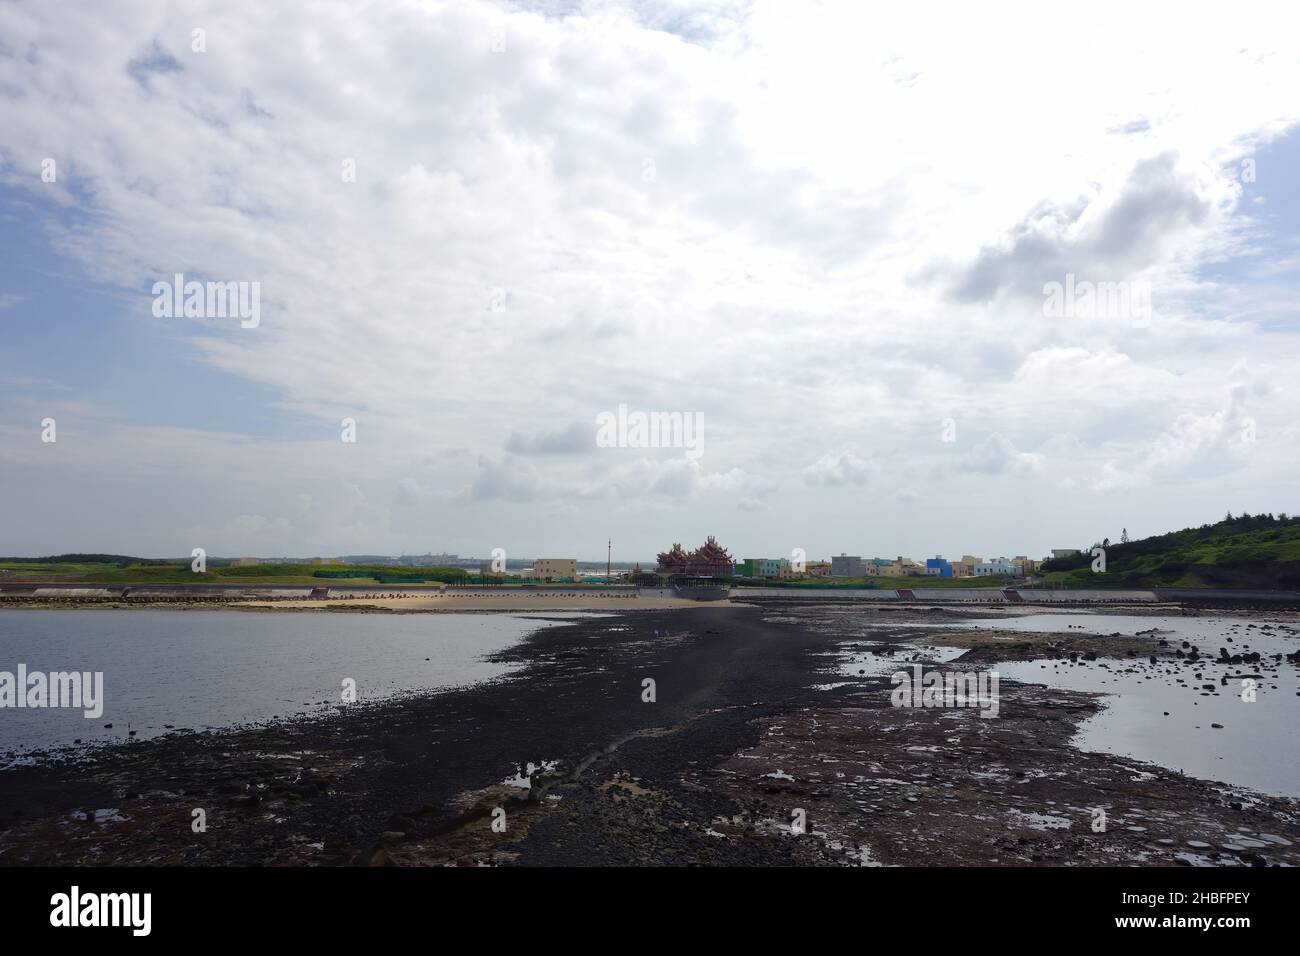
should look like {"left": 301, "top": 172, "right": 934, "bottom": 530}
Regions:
{"left": 1038, "top": 515, "right": 1300, "bottom": 588}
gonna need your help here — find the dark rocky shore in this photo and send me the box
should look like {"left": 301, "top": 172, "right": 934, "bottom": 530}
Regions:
{"left": 1, "top": 604, "right": 1297, "bottom": 866}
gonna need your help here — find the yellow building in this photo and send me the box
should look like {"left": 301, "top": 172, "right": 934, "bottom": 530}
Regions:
{"left": 779, "top": 560, "right": 832, "bottom": 579}
{"left": 232, "top": 557, "right": 261, "bottom": 567}
{"left": 532, "top": 558, "right": 577, "bottom": 581}
{"left": 1013, "top": 555, "right": 1038, "bottom": 575}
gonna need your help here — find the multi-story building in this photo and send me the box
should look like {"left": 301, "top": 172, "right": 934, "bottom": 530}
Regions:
{"left": 831, "top": 554, "right": 865, "bottom": 577}
{"left": 738, "top": 558, "right": 784, "bottom": 578}
{"left": 894, "top": 556, "right": 923, "bottom": 576}
{"left": 777, "top": 560, "right": 813, "bottom": 580}
{"left": 531, "top": 558, "right": 577, "bottom": 581}
{"left": 232, "top": 557, "right": 261, "bottom": 567}
{"left": 925, "top": 557, "right": 953, "bottom": 577}
{"left": 974, "top": 557, "right": 1015, "bottom": 577}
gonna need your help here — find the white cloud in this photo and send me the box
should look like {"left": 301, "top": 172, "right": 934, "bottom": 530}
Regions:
{"left": 231, "top": 514, "right": 290, "bottom": 535}
{"left": 505, "top": 423, "right": 594, "bottom": 455}
{"left": 465, "top": 455, "right": 545, "bottom": 503}
{"left": 802, "top": 450, "right": 872, "bottom": 486}
{"left": 2, "top": 0, "right": 1299, "bottom": 558}
{"left": 963, "top": 434, "right": 1044, "bottom": 476}
{"left": 1091, "top": 381, "right": 1268, "bottom": 491}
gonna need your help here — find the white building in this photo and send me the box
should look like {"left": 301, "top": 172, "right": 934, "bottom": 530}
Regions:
{"left": 974, "top": 557, "right": 1016, "bottom": 576}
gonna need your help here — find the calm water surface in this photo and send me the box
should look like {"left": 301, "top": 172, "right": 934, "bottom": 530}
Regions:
{"left": 833, "top": 613, "right": 1300, "bottom": 796}
{"left": 0, "top": 610, "right": 597, "bottom": 758}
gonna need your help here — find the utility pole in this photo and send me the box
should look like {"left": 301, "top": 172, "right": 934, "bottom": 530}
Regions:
{"left": 607, "top": 539, "right": 611, "bottom": 585}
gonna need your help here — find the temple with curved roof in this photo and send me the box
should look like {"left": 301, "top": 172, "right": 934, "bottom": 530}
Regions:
{"left": 655, "top": 536, "right": 734, "bottom": 578}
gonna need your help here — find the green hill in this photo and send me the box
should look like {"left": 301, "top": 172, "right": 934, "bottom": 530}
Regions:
{"left": 1039, "top": 512, "right": 1300, "bottom": 588}
{"left": 0, "top": 559, "right": 469, "bottom": 586}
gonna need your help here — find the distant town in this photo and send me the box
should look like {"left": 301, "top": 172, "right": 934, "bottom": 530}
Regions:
{"left": 6, "top": 512, "right": 1293, "bottom": 593}
{"left": 216, "top": 537, "right": 1078, "bottom": 584}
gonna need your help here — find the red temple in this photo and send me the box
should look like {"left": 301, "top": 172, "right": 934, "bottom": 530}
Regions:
{"left": 655, "top": 536, "right": 734, "bottom": 577}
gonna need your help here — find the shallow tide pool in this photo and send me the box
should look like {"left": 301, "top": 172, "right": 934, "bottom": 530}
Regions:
{"left": 833, "top": 614, "right": 1300, "bottom": 797}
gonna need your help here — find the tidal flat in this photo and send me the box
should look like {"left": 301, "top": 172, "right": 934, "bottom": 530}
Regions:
{"left": 1, "top": 603, "right": 1297, "bottom": 866}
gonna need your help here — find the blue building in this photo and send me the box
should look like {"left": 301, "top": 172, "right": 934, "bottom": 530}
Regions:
{"left": 925, "top": 557, "right": 953, "bottom": 578}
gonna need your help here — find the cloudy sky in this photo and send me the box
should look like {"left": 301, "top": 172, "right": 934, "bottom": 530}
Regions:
{"left": 2, "top": 0, "right": 1298, "bottom": 562}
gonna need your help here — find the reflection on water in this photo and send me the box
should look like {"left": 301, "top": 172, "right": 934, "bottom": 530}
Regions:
{"left": 0, "top": 610, "right": 572, "bottom": 757}
{"left": 915, "top": 614, "right": 1300, "bottom": 796}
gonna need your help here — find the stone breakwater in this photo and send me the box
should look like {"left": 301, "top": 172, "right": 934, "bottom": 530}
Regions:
{"left": 0, "top": 583, "right": 639, "bottom": 601}
{"left": 6, "top": 583, "right": 1300, "bottom": 611}
{"left": 731, "top": 586, "right": 1300, "bottom": 608}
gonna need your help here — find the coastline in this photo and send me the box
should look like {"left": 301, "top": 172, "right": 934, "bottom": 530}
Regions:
{"left": 2, "top": 594, "right": 1294, "bottom": 614}
{"left": 0, "top": 594, "right": 709, "bottom": 612}
{"left": 2, "top": 603, "right": 1297, "bottom": 866}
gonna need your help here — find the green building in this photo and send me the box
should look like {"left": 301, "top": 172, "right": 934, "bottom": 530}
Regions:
{"left": 738, "top": 558, "right": 784, "bottom": 578}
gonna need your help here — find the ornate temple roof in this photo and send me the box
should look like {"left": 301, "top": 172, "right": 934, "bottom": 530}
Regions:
{"left": 655, "top": 537, "right": 733, "bottom": 573}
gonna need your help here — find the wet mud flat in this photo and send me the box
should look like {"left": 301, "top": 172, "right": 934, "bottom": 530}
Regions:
{"left": 701, "top": 692, "right": 1298, "bottom": 866}
{"left": 1, "top": 604, "right": 1297, "bottom": 866}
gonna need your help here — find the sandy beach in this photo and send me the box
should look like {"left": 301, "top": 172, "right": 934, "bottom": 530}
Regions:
{"left": 0, "top": 591, "right": 717, "bottom": 613}
{"left": 244, "top": 592, "right": 709, "bottom": 612}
